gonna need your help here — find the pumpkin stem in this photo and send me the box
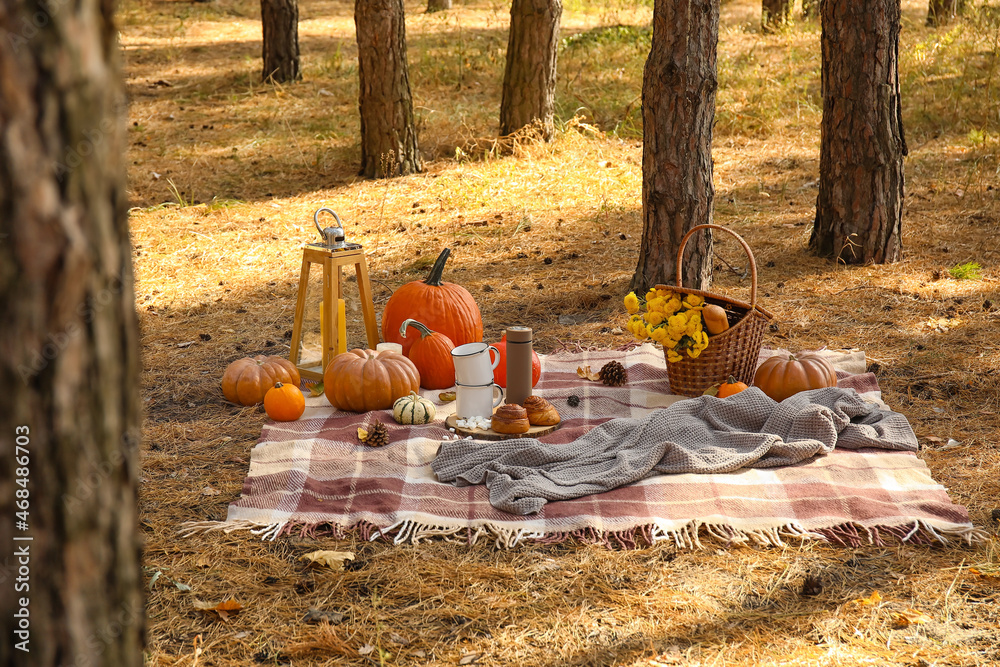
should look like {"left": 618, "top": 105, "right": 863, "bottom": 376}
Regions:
{"left": 727, "top": 375, "right": 737, "bottom": 384}
{"left": 400, "top": 318, "right": 433, "bottom": 340}
{"left": 274, "top": 382, "right": 284, "bottom": 388}
{"left": 423, "top": 248, "right": 452, "bottom": 287}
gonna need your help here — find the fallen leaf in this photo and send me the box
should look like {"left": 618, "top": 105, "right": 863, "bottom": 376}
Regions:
{"left": 439, "top": 391, "right": 456, "bottom": 402}
{"left": 357, "top": 427, "right": 368, "bottom": 442}
{"left": 194, "top": 598, "right": 242, "bottom": 611}
{"left": 308, "top": 382, "right": 325, "bottom": 397}
{"left": 195, "top": 554, "right": 212, "bottom": 569}
{"left": 148, "top": 570, "right": 163, "bottom": 590}
{"left": 174, "top": 581, "right": 192, "bottom": 592}
{"left": 202, "top": 485, "right": 220, "bottom": 496}
{"left": 969, "top": 567, "right": 1000, "bottom": 583}
{"left": 358, "top": 645, "right": 375, "bottom": 656}
{"left": 921, "top": 316, "right": 961, "bottom": 333}
{"left": 577, "top": 365, "right": 600, "bottom": 382}
{"left": 459, "top": 652, "right": 482, "bottom": 665}
{"left": 177, "top": 341, "right": 196, "bottom": 348}
{"left": 892, "top": 608, "right": 932, "bottom": 627}
{"left": 924, "top": 436, "right": 944, "bottom": 443}
{"left": 702, "top": 383, "right": 720, "bottom": 397}
{"left": 300, "top": 550, "right": 355, "bottom": 570}
{"left": 853, "top": 590, "right": 882, "bottom": 607}
{"left": 193, "top": 598, "right": 243, "bottom": 622}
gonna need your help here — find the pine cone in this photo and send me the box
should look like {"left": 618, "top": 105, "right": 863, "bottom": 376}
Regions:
{"left": 567, "top": 395, "right": 581, "bottom": 407}
{"left": 599, "top": 360, "right": 628, "bottom": 387}
{"left": 363, "top": 421, "right": 389, "bottom": 448}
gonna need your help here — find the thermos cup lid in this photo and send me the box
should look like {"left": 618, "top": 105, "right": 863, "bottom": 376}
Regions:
{"left": 505, "top": 326, "right": 532, "bottom": 343}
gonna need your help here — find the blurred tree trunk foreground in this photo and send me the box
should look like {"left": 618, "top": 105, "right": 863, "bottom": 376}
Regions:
{"left": 499, "top": 0, "right": 562, "bottom": 141}
{"left": 633, "top": 0, "right": 719, "bottom": 293}
{"left": 427, "top": 0, "right": 452, "bottom": 11}
{"left": 811, "top": 0, "right": 906, "bottom": 264}
{"left": 0, "top": 1, "right": 143, "bottom": 666}
{"left": 261, "top": 0, "right": 300, "bottom": 82}
{"left": 356, "top": 0, "right": 422, "bottom": 177}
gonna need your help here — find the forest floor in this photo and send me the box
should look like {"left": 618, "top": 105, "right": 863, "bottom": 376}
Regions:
{"left": 125, "top": 0, "right": 1000, "bottom": 665}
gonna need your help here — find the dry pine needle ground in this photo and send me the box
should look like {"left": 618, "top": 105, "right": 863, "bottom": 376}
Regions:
{"left": 126, "top": 0, "right": 1000, "bottom": 664}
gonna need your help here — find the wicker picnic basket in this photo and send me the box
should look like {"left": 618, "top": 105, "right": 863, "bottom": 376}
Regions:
{"left": 659, "top": 224, "right": 773, "bottom": 397}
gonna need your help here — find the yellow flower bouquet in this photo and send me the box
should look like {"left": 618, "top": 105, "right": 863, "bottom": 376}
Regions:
{"left": 623, "top": 287, "right": 710, "bottom": 363}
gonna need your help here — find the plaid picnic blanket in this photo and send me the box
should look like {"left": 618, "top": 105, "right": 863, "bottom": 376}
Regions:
{"left": 181, "top": 344, "right": 987, "bottom": 548}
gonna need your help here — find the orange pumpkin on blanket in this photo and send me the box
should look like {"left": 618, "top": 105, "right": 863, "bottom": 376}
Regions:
{"left": 324, "top": 348, "right": 420, "bottom": 412}
{"left": 753, "top": 352, "right": 837, "bottom": 403}
{"left": 716, "top": 376, "right": 749, "bottom": 398}
{"left": 264, "top": 382, "right": 306, "bottom": 421}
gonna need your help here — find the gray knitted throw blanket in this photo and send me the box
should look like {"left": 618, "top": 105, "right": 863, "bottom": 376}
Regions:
{"left": 432, "top": 387, "right": 919, "bottom": 516}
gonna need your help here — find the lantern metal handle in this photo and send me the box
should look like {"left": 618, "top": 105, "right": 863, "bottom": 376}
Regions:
{"left": 313, "top": 207, "right": 345, "bottom": 248}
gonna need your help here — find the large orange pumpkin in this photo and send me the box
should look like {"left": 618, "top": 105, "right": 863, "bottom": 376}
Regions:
{"left": 380, "top": 248, "right": 483, "bottom": 357}
{"left": 324, "top": 348, "right": 421, "bottom": 412}
{"left": 222, "top": 355, "right": 301, "bottom": 405}
{"left": 753, "top": 352, "right": 838, "bottom": 403}
{"left": 400, "top": 319, "right": 456, "bottom": 390}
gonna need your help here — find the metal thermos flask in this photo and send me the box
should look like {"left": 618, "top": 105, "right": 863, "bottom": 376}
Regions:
{"left": 504, "top": 326, "right": 533, "bottom": 406}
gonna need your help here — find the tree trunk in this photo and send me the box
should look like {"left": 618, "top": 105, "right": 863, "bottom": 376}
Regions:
{"left": 632, "top": 0, "right": 719, "bottom": 293}
{"left": 811, "top": 0, "right": 906, "bottom": 264}
{"left": 762, "top": 0, "right": 792, "bottom": 31}
{"left": 427, "top": 0, "right": 452, "bottom": 12}
{"left": 499, "top": 0, "right": 562, "bottom": 141}
{"left": 355, "top": 0, "right": 422, "bottom": 178}
{"left": 926, "top": 0, "right": 963, "bottom": 26}
{"left": 261, "top": 0, "right": 300, "bottom": 82}
{"left": 0, "top": 1, "right": 143, "bottom": 666}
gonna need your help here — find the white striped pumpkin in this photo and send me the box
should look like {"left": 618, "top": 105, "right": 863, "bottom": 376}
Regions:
{"left": 392, "top": 391, "right": 436, "bottom": 425}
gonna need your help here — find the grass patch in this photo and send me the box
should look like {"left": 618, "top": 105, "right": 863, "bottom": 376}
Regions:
{"left": 949, "top": 261, "right": 984, "bottom": 279}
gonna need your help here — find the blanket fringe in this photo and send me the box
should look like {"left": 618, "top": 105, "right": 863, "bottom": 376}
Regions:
{"left": 177, "top": 517, "right": 991, "bottom": 549}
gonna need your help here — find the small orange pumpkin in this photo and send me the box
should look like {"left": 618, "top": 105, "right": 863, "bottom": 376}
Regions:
{"left": 264, "top": 382, "right": 306, "bottom": 421}
{"left": 400, "top": 318, "right": 456, "bottom": 390}
{"left": 753, "top": 352, "right": 838, "bottom": 403}
{"left": 717, "top": 375, "right": 749, "bottom": 398}
{"left": 222, "top": 355, "right": 301, "bottom": 405}
{"left": 324, "top": 348, "right": 421, "bottom": 412}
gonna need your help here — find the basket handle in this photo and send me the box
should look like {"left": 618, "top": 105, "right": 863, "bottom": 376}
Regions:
{"left": 676, "top": 223, "right": 758, "bottom": 310}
